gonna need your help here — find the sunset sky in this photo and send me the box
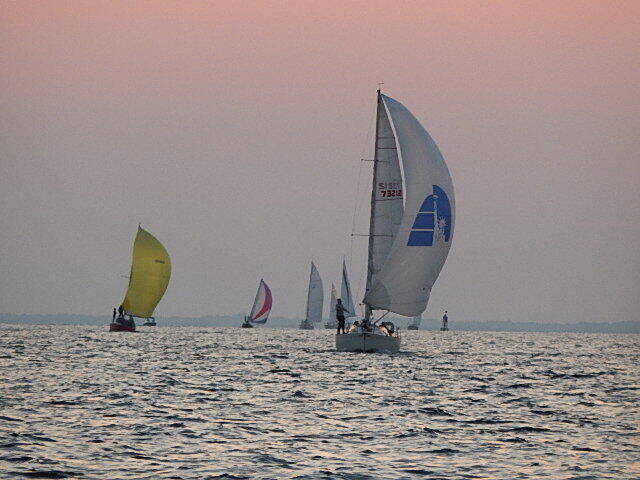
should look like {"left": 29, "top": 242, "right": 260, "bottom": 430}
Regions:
{"left": 2, "top": 1, "right": 639, "bottom": 323}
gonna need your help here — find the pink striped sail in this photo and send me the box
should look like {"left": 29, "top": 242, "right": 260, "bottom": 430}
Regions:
{"left": 249, "top": 279, "right": 272, "bottom": 324}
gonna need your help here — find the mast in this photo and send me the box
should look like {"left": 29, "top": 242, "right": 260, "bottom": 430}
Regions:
{"left": 364, "top": 89, "right": 383, "bottom": 322}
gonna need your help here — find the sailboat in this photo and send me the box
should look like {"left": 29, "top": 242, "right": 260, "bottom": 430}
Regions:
{"left": 407, "top": 315, "right": 422, "bottom": 331}
{"left": 324, "top": 284, "right": 338, "bottom": 329}
{"left": 340, "top": 258, "right": 358, "bottom": 323}
{"left": 336, "top": 90, "right": 455, "bottom": 352}
{"left": 241, "top": 279, "right": 273, "bottom": 328}
{"left": 111, "top": 226, "right": 172, "bottom": 332}
{"left": 325, "top": 259, "right": 357, "bottom": 329}
{"left": 299, "top": 261, "right": 323, "bottom": 330}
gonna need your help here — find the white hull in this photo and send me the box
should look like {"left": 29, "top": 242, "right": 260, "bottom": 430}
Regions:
{"left": 335, "top": 332, "right": 400, "bottom": 353}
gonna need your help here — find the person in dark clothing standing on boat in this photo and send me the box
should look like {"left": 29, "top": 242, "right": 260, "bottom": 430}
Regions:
{"left": 442, "top": 311, "right": 448, "bottom": 330}
{"left": 112, "top": 308, "right": 116, "bottom": 321}
{"left": 336, "top": 298, "right": 350, "bottom": 334}
{"left": 117, "top": 304, "right": 124, "bottom": 318}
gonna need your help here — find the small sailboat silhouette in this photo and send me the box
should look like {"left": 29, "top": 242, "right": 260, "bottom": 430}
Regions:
{"left": 241, "top": 279, "right": 272, "bottom": 328}
{"left": 300, "top": 262, "right": 323, "bottom": 330}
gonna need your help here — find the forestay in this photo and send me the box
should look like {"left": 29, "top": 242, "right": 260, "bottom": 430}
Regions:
{"left": 305, "top": 262, "right": 324, "bottom": 323}
{"left": 249, "top": 279, "right": 272, "bottom": 324}
{"left": 363, "top": 94, "right": 455, "bottom": 317}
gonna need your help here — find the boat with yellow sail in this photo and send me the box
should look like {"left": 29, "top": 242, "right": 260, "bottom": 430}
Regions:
{"left": 111, "top": 226, "right": 171, "bottom": 332}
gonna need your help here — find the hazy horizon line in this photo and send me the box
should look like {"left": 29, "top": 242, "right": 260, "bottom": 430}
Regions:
{"left": 2, "top": 312, "right": 638, "bottom": 324}
{"left": 1, "top": 313, "right": 638, "bottom": 334}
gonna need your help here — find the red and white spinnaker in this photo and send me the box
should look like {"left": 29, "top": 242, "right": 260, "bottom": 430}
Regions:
{"left": 249, "top": 279, "right": 272, "bottom": 324}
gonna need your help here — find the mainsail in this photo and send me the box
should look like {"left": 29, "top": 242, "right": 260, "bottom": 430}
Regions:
{"left": 363, "top": 93, "right": 455, "bottom": 317}
{"left": 249, "top": 279, "right": 272, "bottom": 324}
{"left": 364, "top": 94, "right": 404, "bottom": 303}
{"left": 122, "top": 226, "right": 172, "bottom": 318}
{"left": 340, "top": 259, "right": 356, "bottom": 317}
{"left": 305, "top": 262, "right": 324, "bottom": 323}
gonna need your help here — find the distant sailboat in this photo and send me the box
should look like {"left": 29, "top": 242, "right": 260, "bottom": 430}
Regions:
{"left": 340, "top": 259, "right": 358, "bottom": 322}
{"left": 111, "top": 226, "right": 171, "bottom": 332}
{"left": 326, "top": 259, "right": 357, "bottom": 329}
{"left": 241, "top": 279, "right": 272, "bottom": 328}
{"left": 324, "top": 283, "right": 338, "bottom": 329}
{"left": 336, "top": 90, "right": 455, "bottom": 352}
{"left": 300, "top": 262, "right": 323, "bottom": 330}
{"left": 407, "top": 315, "right": 422, "bottom": 331}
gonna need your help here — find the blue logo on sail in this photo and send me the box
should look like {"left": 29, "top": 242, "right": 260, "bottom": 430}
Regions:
{"left": 408, "top": 185, "right": 451, "bottom": 246}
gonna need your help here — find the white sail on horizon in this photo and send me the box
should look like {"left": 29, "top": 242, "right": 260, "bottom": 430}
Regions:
{"left": 328, "top": 283, "right": 337, "bottom": 326}
{"left": 305, "top": 261, "right": 324, "bottom": 323}
{"left": 340, "top": 259, "right": 356, "bottom": 318}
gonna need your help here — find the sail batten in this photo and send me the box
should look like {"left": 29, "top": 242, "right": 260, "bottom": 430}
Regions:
{"left": 122, "top": 227, "right": 171, "bottom": 318}
{"left": 363, "top": 93, "right": 455, "bottom": 317}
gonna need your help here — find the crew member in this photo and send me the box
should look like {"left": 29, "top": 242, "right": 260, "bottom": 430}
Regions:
{"left": 336, "top": 298, "right": 350, "bottom": 334}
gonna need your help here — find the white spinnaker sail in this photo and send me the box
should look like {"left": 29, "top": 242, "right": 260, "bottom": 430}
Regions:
{"left": 249, "top": 279, "right": 272, "bottom": 324}
{"left": 340, "top": 259, "right": 356, "bottom": 317}
{"left": 364, "top": 97, "right": 404, "bottom": 298}
{"left": 364, "top": 94, "right": 455, "bottom": 317}
{"left": 329, "top": 283, "right": 337, "bottom": 324}
{"left": 305, "top": 262, "right": 324, "bottom": 323}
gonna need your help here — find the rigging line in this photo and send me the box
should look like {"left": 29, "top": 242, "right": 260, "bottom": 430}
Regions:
{"left": 349, "top": 158, "right": 364, "bottom": 267}
{"left": 373, "top": 310, "right": 390, "bottom": 325}
{"left": 350, "top": 92, "right": 377, "bottom": 302}
{"left": 351, "top": 97, "right": 376, "bottom": 237}
{"left": 353, "top": 96, "right": 377, "bottom": 308}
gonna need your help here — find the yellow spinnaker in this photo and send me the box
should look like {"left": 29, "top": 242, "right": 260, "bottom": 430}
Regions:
{"left": 122, "top": 227, "right": 171, "bottom": 318}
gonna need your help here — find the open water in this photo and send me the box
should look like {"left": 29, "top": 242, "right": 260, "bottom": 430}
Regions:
{"left": 0, "top": 324, "right": 638, "bottom": 479}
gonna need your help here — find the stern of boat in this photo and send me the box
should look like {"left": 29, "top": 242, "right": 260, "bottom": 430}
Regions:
{"left": 335, "top": 331, "right": 400, "bottom": 353}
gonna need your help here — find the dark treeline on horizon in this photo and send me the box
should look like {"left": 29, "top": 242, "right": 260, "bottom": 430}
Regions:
{"left": 0, "top": 314, "right": 638, "bottom": 334}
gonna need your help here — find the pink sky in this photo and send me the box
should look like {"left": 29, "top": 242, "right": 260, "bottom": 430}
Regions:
{"left": 2, "top": 1, "right": 639, "bottom": 322}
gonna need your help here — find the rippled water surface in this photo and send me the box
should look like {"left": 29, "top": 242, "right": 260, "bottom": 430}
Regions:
{"left": 0, "top": 324, "right": 638, "bottom": 479}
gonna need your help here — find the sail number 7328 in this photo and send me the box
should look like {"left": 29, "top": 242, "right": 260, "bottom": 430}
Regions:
{"left": 378, "top": 182, "right": 402, "bottom": 198}
{"left": 380, "top": 189, "right": 402, "bottom": 198}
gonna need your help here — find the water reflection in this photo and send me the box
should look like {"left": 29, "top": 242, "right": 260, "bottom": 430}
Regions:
{"left": 0, "top": 325, "right": 638, "bottom": 479}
